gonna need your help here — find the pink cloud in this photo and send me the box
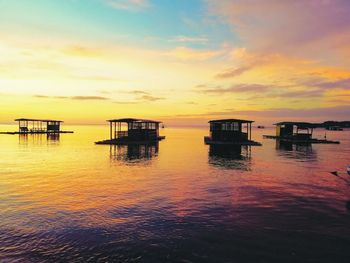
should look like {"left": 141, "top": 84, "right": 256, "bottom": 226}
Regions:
{"left": 173, "top": 105, "right": 350, "bottom": 123}
{"left": 207, "top": 0, "right": 350, "bottom": 63}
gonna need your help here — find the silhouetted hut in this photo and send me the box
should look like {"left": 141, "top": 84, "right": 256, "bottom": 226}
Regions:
{"left": 263, "top": 121, "right": 339, "bottom": 144}
{"left": 204, "top": 119, "right": 261, "bottom": 146}
{"left": 0, "top": 118, "right": 73, "bottom": 134}
{"left": 95, "top": 118, "right": 165, "bottom": 145}
{"left": 16, "top": 118, "right": 62, "bottom": 133}
{"left": 276, "top": 122, "right": 314, "bottom": 140}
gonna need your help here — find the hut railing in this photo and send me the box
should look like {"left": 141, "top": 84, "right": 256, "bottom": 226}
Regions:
{"left": 292, "top": 133, "right": 312, "bottom": 140}
{"left": 210, "top": 131, "right": 249, "bottom": 141}
{"left": 117, "top": 131, "right": 128, "bottom": 138}
{"left": 20, "top": 127, "right": 29, "bottom": 132}
{"left": 30, "top": 128, "right": 46, "bottom": 132}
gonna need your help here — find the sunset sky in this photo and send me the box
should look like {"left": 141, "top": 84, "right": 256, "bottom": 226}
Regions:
{"left": 1, "top": 0, "right": 350, "bottom": 125}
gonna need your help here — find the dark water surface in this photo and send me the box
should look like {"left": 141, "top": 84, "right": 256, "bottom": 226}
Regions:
{"left": 0, "top": 125, "right": 350, "bottom": 262}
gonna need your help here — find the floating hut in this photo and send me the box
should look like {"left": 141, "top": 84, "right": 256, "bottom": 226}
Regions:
{"left": 0, "top": 118, "right": 73, "bottom": 134}
{"left": 95, "top": 118, "right": 165, "bottom": 145}
{"left": 204, "top": 119, "right": 261, "bottom": 146}
{"left": 263, "top": 122, "right": 339, "bottom": 144}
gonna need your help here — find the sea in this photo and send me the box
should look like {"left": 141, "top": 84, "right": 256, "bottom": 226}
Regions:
{"left": 0, "top": 125, "right": 349, "bottom": 262}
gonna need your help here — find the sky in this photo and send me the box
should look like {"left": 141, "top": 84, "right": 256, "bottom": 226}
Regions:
{"left": 0, "top": 0, "right": 350, "bottom": 125}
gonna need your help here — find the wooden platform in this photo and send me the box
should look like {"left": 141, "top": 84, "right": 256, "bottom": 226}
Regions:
{"left": 204, "top": 136, "right": 262, "bottom": 146}
{"left": 263, "top": 135, "right": 339, "bottom": 144}
{"left": 95, "top": 136, "right": 165, "bottom": 145}
{"left": 0, "top": 131, "right": 74, "bottom": 135}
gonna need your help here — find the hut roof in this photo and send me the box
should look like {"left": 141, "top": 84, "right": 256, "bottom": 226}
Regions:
{"left": 274, "top": 122, "right": 314, "bottom": 127}
{"left": 209, "top": 118, "right": 254, "bottom": 124}
{"left": 15, "top": 118, "right": 63, "bottom": 122}
{"left": 107, "top": 118, "right": 162, "bottom": 123}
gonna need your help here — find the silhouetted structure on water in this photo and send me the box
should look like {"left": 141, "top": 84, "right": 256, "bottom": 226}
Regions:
{"left": 96, "top": 118, "right": 165, "bottom": 145}
{"left": 263, "top": 122, "right": 339, "bottom": 144}
{"left": 0, "top": 118, "right": 73, "bottom": 134}
{"left": 204, "top": 119, "right": 261, "bottom": 146}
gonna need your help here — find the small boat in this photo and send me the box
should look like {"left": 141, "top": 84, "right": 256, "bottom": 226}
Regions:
{"left": 347, "top": 166, "right": 350, "bottom": 175}
{"left": 257, "top": 125, "right": 265, "bottom": 129}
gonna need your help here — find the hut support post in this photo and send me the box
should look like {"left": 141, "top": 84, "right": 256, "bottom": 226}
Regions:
{"left": 249, "top": 123, "right": 252, "bottom": 140}
{"left": 246, "top": 123, "right": 248, "bottom": 139}
{"left": 110, "top": 122, "right": 112, "bottom": 140}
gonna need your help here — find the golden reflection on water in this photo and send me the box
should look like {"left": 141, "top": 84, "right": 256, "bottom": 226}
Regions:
{"left": 1, "top": 125, "right": 350, "bottom": 216}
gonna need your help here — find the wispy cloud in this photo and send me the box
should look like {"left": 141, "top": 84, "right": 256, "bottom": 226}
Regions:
{"left": 128, "top": 90, "right": 165, "bottom": 101}
{"left": 140, "top": 95, "right": 164, "bottom": 101}
{"left": 286, "top": 76, "right": 350, "bottom": 96}
{"left": 33, "top": 92, "right": 165, "bottom": 103}
{"left": 196, "top": 78, "right": 338, "bottom": 100}
{"left": 71, "top": 96, "right": 110, "bottom": 100}
{"left": 103, "top": 0, "right": 150, "bottom": 12}
{"left": 215, "top": 66, "right": 252, "bottom": 79}
{"left": 223, "top": 106, "right": 350, "bottom": 120}
{"left": 198, "top": 83, "right": 271, "bottom": 94}
{"left": 312, "top": 77, "right": 350, "bottom": 90}
{"left": 128, "top": 90, "right": 150, "bottom": 95}
{"left": 275, "top": 89, "right": 324, "bottom": 98}
{"left": 34, "top": 95, "right": 68, "bottom": 99}
{"left": 34, "top": 95, "right": 110, "bottom": 100}
{"left": 214, "top": 49, "right": 291, "bottom": 79}
{"left": 169, "top": 35, "right": 209, "bottom": 44}
{"left": 174, "top": 105, "right": 350, "bottom": 121}
{"left": 327, "top": 99, "right": 350, "bottom": 104}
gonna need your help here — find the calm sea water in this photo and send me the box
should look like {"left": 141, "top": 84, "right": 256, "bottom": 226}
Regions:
{"left": 0, "top": 125, "right": 350, "bottom": 262}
